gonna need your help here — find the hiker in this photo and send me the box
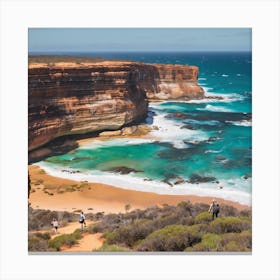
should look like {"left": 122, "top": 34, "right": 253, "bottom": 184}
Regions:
{"left": 208, "top": 199, "right": 220, "bottom": 220}
{"left": 51, "top": 218, "right": 59, "bottom": 233}
{"left": 79, "top": 211, "right": 86, "bottom": 229}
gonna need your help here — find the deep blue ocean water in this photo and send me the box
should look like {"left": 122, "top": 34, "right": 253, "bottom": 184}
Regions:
{"left": 38, "top": 52, "right": 252, "bottom": 204}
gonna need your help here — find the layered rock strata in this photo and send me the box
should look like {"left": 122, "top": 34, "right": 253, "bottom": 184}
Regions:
{"left": 148, "top": 64, "right": 204, "bottom": 100}
{"left": 29, "top": 59, "right": 204, "bottom": 162}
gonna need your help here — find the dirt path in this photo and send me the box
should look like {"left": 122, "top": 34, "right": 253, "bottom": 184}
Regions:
{"left": 61, "top": 232, "right": 104, "bottom": 252}
{"left": 48, "top": 221, "right": 104, "bottom": 251}
{"left": 32, "top": 220, "right": 104, "bottom": 251}
{"left": 51, "top": 221, "right": 93, "bottom": 238}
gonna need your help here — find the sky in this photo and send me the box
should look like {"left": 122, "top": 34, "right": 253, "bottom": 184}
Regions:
{"left": 28, "top": 28, "right": 251, "bottom": 53}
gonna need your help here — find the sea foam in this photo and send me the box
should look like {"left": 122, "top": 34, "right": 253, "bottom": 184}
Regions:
{"left": 37, "top": 162, "right": 251, "bottom": 206}
{"left": 197, "top": 104, "right": 234, "bottom": 113}
{"left": 149, "top": 103, "right": 209, "bottom": 148}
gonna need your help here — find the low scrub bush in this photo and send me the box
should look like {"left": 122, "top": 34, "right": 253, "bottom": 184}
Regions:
{"left": 190, "top": 234, "right": 223, "bottom": 252}
{"left": 106, "top": 219, "right": 154, "bottom": 247}
{"left": 28, "top": 207, "right": 79, "bottom": 231}
{"left": 210, "top": 217, "right": 251, "bottom": 234}
{"left": 96, "top": 244, "right": 131, "bottom": 252}
{"left": 48, "top": 229, "right": 82, "bottom": 251}
{"left": 194, "top": 211, "right": 212, "bottom": 224}
{"left": 221, "top": 230, "right": 252, "bottom": 251}
{"left": 138, "top": 225, "right": 202, "bottom": 251}
{"left": 35, "top": 232, "right": 51, "bottom": 240}
{"left": 240, "top": 209, "right": 252, "bottom": 218}
{"left": 28, "top": 235, "right": 49, "bottom": 252}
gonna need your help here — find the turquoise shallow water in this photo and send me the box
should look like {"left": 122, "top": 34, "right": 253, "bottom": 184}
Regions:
{"left": 39, "top": 52, "right": 252, "bottom": 203}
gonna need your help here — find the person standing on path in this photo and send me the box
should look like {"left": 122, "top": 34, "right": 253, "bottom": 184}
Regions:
{"left": 79, "top": 211, "right": 86, "bottom": 229}
{"left": 208, "top": 199, "right": 220, "bottom": 220}
{"left": 51, "top": 218, "right": 59, "bottom": 233}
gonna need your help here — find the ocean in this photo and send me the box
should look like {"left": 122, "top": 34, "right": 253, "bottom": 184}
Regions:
{"left": 37, "top": 52, "right": 252, "bottom": 205}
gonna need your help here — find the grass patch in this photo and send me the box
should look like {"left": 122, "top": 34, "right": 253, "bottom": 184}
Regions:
{"left": 48, "top": 229, "right": 82, "bottom": 251}
{"left": 138, "top": 225, "right": 202, "bottom": 251}
{"left": 96, "top": 244, "right": 131, "bottom": 252}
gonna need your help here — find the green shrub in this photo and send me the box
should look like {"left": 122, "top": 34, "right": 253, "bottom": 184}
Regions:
{"left": 190, "top": 223, "right": 209, "bottom": 234}
{"left": 210, "top": 217, "right": 251, "bottom": 234}
{"left": 138, "top": 225, "right": 202, "bottom": 251}
{"left": 194, "top": 211, "right": 212, "bottom": 224}
{"left": 48, "top": 230, "right": 82, "bottom": 251}
{"left": 240, "top": 209, "right": 252, "bottom": 218}
{"left": 28, "top": 233, "right": 51, "bottom": 252}
{"left": 221, "top": 230, "right": 252, "bottom": 251}
{"left": 224, "top": 241, "right": 242, "bottom": 251}
{"left": 190, "top": 234, "right": 223, "bottom": 252}
{"left": 220, "top": 204, "right": 239, "bottom": 217}
{"left": 96, "top": 244, "right": 131, "bottom": 252}
{"left": 35, "top": 232, "right": 51, "bottom": 240}
{"left": 106, "top": 219, "right": 154, "bottom": 247}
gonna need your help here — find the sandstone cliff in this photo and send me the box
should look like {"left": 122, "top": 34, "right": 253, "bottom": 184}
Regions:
{"left": 148, "top": 64, "right": 204, "bottom": 100}
{"left": 28, "top": 57, "right": 204, "bottom": 162}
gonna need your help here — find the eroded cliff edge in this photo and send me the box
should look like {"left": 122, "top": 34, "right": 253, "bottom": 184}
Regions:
{"left": 29, "top": 57, "right": 204, "bottom": 162}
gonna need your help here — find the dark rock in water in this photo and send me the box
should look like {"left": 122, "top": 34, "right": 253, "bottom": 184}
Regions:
{"left": 206, "top": 96, "right": 223, "bottom": 100}
{"left": 162, "top": 178, "right": 173, "bottom": 187}
{"left": 106, "top": 166, "right": 143, "bottom": 175}
{"left": 243, "top": 173, "right": 251, "bottom": 180}
{"left": 165, "top": 174, "right": 186, "bottom": 185}
{"left": 215, "top": 155, "right": 227, "bottom": 162}
{"left": 207, "top": 136, "right": 220, "bottom": 143}
{"left": 166, "top": 112, "right": 189, "bottom": 119}
{"left": 157, "top": 147, "right": 201, "bottom": 160}
{"left": 188, "top": 173, "right": 216, "bottom": 184}
{"left": 61, "top": 169, "right": 81, "bottom": 174}
{"left": 219, "top": 186, "right": 223, "bottom": 189}
{"left": 174, "top": 178, "right": 186, "bottom": 185}
{"left": 180, "top": 124, "right": 195, "bottom": 130}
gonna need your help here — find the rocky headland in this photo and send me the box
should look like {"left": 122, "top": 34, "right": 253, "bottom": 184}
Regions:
{"left": 28, "top": 56, "right": 204, "bottom": 162}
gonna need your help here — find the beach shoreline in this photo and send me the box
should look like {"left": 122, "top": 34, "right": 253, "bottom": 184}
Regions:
{"left": 29, "top": 165, "right": 250, "bottom": 214}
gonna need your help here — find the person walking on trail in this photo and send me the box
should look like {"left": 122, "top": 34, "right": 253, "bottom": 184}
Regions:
{"left": 208, "top": 199, "right": 220, "bottom": 220}
{"left": 79, "top": 211, "right": 86, "bottom": 229}
{"left": 51, "top": 218, "right": 59, "bottom": 233}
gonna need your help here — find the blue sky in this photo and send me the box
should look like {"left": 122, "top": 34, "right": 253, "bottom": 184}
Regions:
{"left": 29, "top": 28, "right": 251, "bottom": 53}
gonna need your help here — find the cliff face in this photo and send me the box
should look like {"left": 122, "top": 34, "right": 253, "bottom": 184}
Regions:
{"left": 149, "top": 64, "right": 204, "bottom": 100}
{"left": 28, "top": 59, "right": 204, "bottom": 161}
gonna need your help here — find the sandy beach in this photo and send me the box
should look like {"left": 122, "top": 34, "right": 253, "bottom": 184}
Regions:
{"left": 29, "top": 165, "right": 249, "bottom": 214}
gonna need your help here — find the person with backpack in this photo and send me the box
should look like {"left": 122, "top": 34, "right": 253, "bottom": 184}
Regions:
{"left": 51, "top": 218, "right": 59, "bottom": 233}
{"left": 208, "top": 199, "right": 220, "bottom": 220}
{"left": 79, "top": 211, "right": 86, "bottom": 229}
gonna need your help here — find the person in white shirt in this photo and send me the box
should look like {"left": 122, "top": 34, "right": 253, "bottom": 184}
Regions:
{"left": 79, "top": 211, "right": 86, "bottom": 229}
{"left": 51, "top": 218, "right": 59, "bottom": 233}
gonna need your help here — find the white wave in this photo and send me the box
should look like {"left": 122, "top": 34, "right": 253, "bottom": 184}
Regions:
{"left": 197, "top": 104, "right": 233, "bottom": 113}
{"left": 149, "top": 104, "right": 209, "bottom": 148}
{"left": 198, "top": 77, "right": 207, "bottom": 81}
{"left": 226, "top": 120, "right": 252, "bottom": 127}
{"left": 222, "top": 74, "right": 229, "bottom": 77}
{"left": 79, "top": 138, "right": 154, "bottom": 150}
{"left": 236, "top": 74, "right": 242, "bottom": 76}
{"left": 186, "top": 120, "right": 221, "bottom": 126}
{"left": 204, "top": 149, "right": 220, "bottom": 154}
{"left": 37, "top": 162, "right": 251, "bottom": 206}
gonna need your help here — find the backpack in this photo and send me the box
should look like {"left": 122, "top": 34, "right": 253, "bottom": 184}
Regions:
{"left": 213, "top": 203, "right": 220, "bottom": 214}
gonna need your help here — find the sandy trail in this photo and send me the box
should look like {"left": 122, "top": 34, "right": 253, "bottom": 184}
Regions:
{"left": 61, "top": 233, "right": 104, "bottom": 252}
{"left": 50, "top": 221, "right": 104, "bottom": 252}
{"left": 51, "top": 221, "right": 94, "bottom": 238}
{"left": 32, "top": 220, "right": 104, "bottom": 251}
